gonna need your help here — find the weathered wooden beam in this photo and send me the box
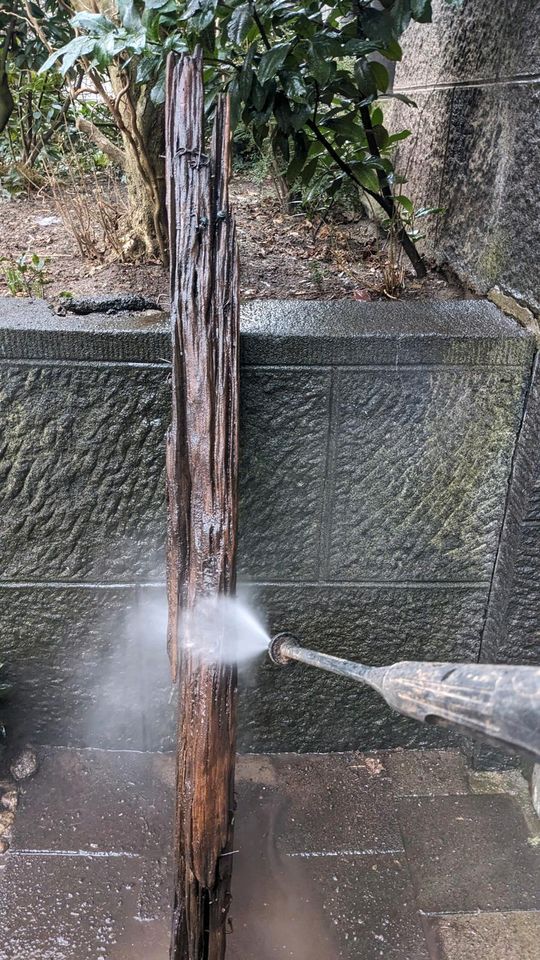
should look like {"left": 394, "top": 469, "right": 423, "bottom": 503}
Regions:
{"left": 165, "top": 50, "right": 240, "bottom": 960}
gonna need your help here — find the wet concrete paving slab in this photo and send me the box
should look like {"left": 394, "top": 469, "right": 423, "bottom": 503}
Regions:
{"left": 12, "top": 747, "right": 175, "bottom": 857}
{"left": 0, "top": 747, "right": 539, "bottom": 959}
{"left": 397, "top": 794, "right": 540, "bottom": 914}
{"left": 0, "top": 853, "right": 170, "bottom": 960}
{"left": 229, "top": 851, "right": 431, "bottom": 960}
{"left": 229, "top": 785, "right": 429, "bottom": 960}
{"left": 383, "top": 749, "right": 469, "bottom": 797}
{"left": 235, "top": 752, "right": 403, "bottom": 856}
{"left": 424, "top": 911, "right": 540, "bottom": 960}
{"left": 232, "top": 754, "right": 419, "bottom": 958}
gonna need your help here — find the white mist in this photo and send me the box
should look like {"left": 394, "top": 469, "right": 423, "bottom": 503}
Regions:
{"left": 182, "top": 595, "right": 270, "bottom": 665}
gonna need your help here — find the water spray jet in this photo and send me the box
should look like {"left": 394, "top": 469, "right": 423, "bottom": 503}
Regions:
{"left": 269, "top": 634, "right": 540, "bottom": 762}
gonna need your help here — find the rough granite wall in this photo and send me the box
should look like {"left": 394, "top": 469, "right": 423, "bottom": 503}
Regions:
{"left": 482, "top": 357, "right": 540, "bottom": 667}
{"left": 0, "top": 297, "right": 535, "bottom": 754}
{"left": 388, "top": 0, "right": 540, "bottom": 314}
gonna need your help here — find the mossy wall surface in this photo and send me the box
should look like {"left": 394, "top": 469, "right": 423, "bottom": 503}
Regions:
{"left": 388, "top": 0, "right": 540, "bottom": 313}
{"left": 0, "top": 297, "right": 535, "bottom": 753}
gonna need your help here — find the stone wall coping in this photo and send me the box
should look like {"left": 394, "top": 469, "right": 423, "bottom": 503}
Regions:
{"left": 0, "top": 296, "right": 533, "bottom": 366}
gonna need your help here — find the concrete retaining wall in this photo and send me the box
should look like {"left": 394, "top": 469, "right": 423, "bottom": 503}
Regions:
{"left": 388, "top": 0, "right": 540, "bottom": 314}
{"left": 0, "top": 297, "right": 536, "bottom": 754}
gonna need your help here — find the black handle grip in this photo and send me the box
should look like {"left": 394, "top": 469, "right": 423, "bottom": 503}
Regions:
{"left": 382, "top": 662, "right": 540, "bottom": 761}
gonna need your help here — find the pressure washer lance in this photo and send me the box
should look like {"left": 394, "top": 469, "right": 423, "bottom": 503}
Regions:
{"left": 268, "top": 633, "right": 540, "bottom": 762}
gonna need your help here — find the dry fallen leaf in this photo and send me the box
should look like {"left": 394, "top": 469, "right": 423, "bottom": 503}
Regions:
{"left": 352, "top": 288, "right": 372, "bottom": 301}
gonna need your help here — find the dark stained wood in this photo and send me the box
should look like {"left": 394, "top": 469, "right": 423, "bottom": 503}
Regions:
{"left": 165, "top": 50, "right": 240, "bottom": 960}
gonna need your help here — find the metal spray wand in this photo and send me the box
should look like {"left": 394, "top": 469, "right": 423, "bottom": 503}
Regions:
{"left": 268, "top": 633, "right": 540, "bottom": 762}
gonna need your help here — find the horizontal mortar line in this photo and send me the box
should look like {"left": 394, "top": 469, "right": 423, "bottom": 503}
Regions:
{"left": 40, "top": 743, "right": 174, "bottom": 757}
{"left": 0, "top": 358, "right": 170, "bottom": 370}
{"left": 243, "top": 363, "right": 527, "bottom": 373}
{"left": 0, "top": 579, "right": 490, "bottom": 590}
{"left": 241, "top": 580, "right": 491, "bottom": 589}
{"left": 0, "top": 580, "right": 166, "bottom": 589}
{"left": 287, "top": 847, "right": 403, "bottom": 858}
{"left": 0, "top": 360, "right": 527, "bottom": 372}
{"left": 419, "top": 908, "right": 540, "bottom": 918}
{"left": 395, "top": 73, "right": 540, "bottom": 93}
{"left": 10, "top": 849, "right": 142, "bottom": 859}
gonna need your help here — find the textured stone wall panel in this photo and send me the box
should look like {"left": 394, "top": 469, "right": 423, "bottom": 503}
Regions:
{"left": 0, "top": 585, "right": 174, "bottom": 752}
{"left": 386, "top": 89, "right": 452, "bottom": 245}
{"left": 526, "top": 476, "right": 540, "bottom": 521}
{"left": 481, "top": 356, "right": 540, "bottom": 664}
{"left": 237, "top": 585, "right": 485, "bottom": 753}
{"left": 238, "top": 368, "right": 331, "bottom": 581}
{"left": 391, "top": 2, "right": 540, "bottom": 312}
{"left": 437, "top": 85, "right": 540, "bottom": 310}
{"left": 0, "top": 363, "right": 170, "bottom": 582}
{"left": 327, "top": 368, "right": 527, "bottom": 582}
{"left": 498, "top": 523, "right": 540, "bottom": 665}
{"left": 396, "top": 0, "right": 540, "bottom": 88}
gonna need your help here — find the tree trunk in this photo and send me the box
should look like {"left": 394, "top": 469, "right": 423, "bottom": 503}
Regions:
{"left": 72, "top": 0, "right": 167, "bottom": 260}
{"left": 110, "top": 67, "right": 167, "bottom": 261}
{"left": 165, "top": 51, "right": 240, "bottom": 960}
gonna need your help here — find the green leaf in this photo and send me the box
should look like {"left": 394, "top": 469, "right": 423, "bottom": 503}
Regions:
{"left": 144, "top": 0, "right": 172, "bottom": 7}
{"left": 415, "top": 205, "right": 444, "bottom": 218}
{"left": 150, "top": 75, "right": 166, "bottom": 104}
{"left": 98, "top": 32, "right": 131, "bottom": 58}
{"left": 371, "top": 123, "right": 389, "bottom": 149}
{"left": 250, "top": 77, "right": 268, "bottom": 112}
{"left": 389, "top": 0, "right": 413, "bottom": 34}
{"left": 180, "top": 0, "right": 217, "bottom": 29}
{"left": 39, "top": 48, "right": 64, "bottom": 73}
{"left": 70, "top": 12, "right": 114, "bottom": 35}
{"left": 116, "top": 0, "right": 142, "bottom": 30}
{"left": 354, "top": 60, "right": 377, "bottom": 99}
{"left": 272, "top": 128, "right": 290, "bottom": 164}
{"left": 324, "top": 113, "right": 366, "bottom": 143}
{"left": 395, "top": 194, "right": 414, "bottom": 214}
{"left": 411, "top": 0, "right": 433, "bottom": 23}
{"left": 237, "top": 43, "right": 255, "bottom": 100}
{"left": 388, "top": 92, "right": 418, "bottom": 107}
{"left": 370, "top": 61, "right": 389, "bottom": 93}
{"left": 258, "top": 42, "right": 291, "bottom": 84}
{"left": 300, "top": 156, "right": 318, "bottom": 185}
{"left": 286, "top": 131, "right": 309, "bottom": 183}
{"left": 228, "top": 2, "right": 253, "bottom": 45}
{"left": 228, "top": 76, "right": 241, "bottom": 130}
{"left": 381, "top": 38, "right": 403, "bottom": 61}
{"left": 386, "top": 128, "right": 412, "bottom": 144}
{"left": 40, "top": 36, "right": 97, "bottom": 75}
{"left": 360, "top": 8, "right": 394, "bottom": 45}
{"left": 285, "top": 73, "right": 307, "bottom": 100}
{"left": 355, "top": 165, "right": 380, "bottom": 193}
{"left": 137, "top": 54, "right": 158, "bottom": 83}
{"left": 273, "top": 92, "right": 293, "bottom": 133}
{"left": 342, "top": 38, "right": 378, "bottom": 57}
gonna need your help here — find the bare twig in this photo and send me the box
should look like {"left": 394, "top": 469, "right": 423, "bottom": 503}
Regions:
{"left": 75, "top": 116, "right": 125, "bottom": 167}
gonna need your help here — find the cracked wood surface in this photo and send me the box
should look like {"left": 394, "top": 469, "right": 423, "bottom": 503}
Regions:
{"left": 165, "top": 51, "right": 240, "bottom": 960}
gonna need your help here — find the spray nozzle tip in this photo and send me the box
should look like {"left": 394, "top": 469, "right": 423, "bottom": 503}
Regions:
{"left": 268, "top": 632, "right": 300, "bottom": 666}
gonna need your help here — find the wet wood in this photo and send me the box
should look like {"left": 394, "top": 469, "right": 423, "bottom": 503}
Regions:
{"left": 165, "top": 50, "right": 240, "bottom": 960}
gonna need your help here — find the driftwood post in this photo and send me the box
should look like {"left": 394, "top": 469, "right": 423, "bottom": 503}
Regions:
{"left": 165, "top": 51, "right": 240, "bottom": 960}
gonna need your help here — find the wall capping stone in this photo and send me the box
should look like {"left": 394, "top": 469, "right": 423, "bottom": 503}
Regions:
{"left": 0, "top": 296, "right": 533, "bottom": 367}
